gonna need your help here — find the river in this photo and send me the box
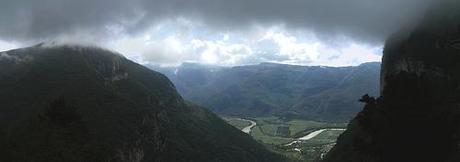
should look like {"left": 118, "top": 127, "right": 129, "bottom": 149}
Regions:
{"left": 285, "top": 128, "right": 346, "bottom": 146}
{"left": 239, "top": 119, "right": 257, "bottom": 134}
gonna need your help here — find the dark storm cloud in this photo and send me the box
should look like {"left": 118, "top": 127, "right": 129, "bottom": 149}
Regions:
{"left": 0, "top": 0, "right": 140, "bottom": 41}
{"left": 0, "top": 0, "right": 437, "bottom": 43}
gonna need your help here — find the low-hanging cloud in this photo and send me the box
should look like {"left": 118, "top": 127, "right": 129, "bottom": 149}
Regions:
{"left": 0, "top": 0, "right": 437, "bottom": 44}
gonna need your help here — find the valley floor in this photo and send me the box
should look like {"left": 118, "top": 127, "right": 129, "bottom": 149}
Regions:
{"left": 224, "top": 116, "right": 347, "bottom": 162}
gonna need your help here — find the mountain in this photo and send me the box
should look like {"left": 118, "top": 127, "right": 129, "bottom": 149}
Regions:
{"left": 0, "top": 44, "right": 286, "bottom": 162}
{"left": 153, "top": 62, "right": 380, "bottom": 122}
{"left": 324, "top": 2, "right": 460, "bottom": 162}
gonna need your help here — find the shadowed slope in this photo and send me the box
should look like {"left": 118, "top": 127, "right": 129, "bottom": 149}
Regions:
{"left": 324, "top": 2, "right": 460, "bottom": 162}
{"left": 0, "top": 45, "right": 286, "bottom": 162}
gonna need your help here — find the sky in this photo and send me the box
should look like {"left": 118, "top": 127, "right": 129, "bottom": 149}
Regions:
{"left": 0, "top": 0, "right": 436, "bottom": 67}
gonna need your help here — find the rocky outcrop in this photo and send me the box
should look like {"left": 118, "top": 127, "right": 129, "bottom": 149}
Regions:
{"left": 324, "top": 1, "right": 460, "bottom": 162}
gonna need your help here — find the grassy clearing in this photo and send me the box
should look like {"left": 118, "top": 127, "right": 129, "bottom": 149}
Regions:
{"left": 251, "top": 117, "right": 346, "bottom": 139}
{"left": 251, "top": 126, "right": 293, "bottom": 145}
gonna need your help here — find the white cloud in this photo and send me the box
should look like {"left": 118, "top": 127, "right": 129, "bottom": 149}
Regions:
{"left": 106, "top": 23, "right": 257, "bottom": 66}
{"left": 88, "top": 20, "right": 383, "bottom": 67}
{"left": 313, "top": 43, "right": 382, "bottom": 67}
{"left": 260, "top": 29, "right": 321, "bottom": 64}
{"left": 256, "top": 27, "right": 381, "bottom": 66}
{"left": 0, "top": 16, "right": 383, "bottom": 67}
{"left": 107, "top": 35, "right": 188, "bottom": 66}
{"left": 0, "top": 40, "right": 19, "bottom": 52}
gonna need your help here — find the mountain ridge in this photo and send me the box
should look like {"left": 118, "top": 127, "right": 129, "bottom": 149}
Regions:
{"left": 0, "top": 45, "right": 286, "bottom": 162}
{"left": 153, "top": 61, "right": 380, "bottom": 122}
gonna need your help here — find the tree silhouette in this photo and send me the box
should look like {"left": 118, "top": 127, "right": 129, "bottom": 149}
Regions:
{"left": 359, "top": 94, "right": 376, "bottom": 104}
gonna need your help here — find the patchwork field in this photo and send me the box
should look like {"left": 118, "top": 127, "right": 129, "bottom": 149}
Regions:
{"left": 225, "top": 117, "right": 347, "bottom": 161}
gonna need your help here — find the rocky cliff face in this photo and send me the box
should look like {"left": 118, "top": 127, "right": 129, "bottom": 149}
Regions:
{"left": 324, "top": 1, "right": 460, "bottom": 162}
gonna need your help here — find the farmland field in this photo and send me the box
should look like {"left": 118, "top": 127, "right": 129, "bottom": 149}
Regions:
{"left": 225, "top": 116, "right": 347, "bottom": 161}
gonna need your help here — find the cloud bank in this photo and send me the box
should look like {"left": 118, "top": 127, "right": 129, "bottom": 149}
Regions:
{"left": 0, "top": 0, "right": 440, "bottom": 66}
{"left": 0, "top": 0, "right": 437, "bottom": 42}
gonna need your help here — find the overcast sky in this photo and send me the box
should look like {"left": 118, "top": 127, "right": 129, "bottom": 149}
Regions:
{"left": 0, "top": 0, "right": 436, "bottom": 66}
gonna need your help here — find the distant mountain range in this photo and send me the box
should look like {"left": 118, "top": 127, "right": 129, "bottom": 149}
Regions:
{"left": 152, "top": 62, "right": 380, "bottom": 122}
{"left": 0, "top": 45, "right": 285, "bottom": 162}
